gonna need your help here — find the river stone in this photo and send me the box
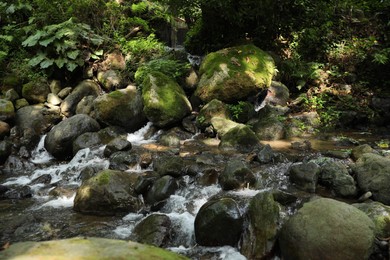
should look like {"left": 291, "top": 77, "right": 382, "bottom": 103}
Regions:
{"left": 320, "top": 160, "right": 357, "bottom": 197}
{"left": 130, "top": 214, "right": 172, "bottom": 247}
{"left": 57, "top": 86, "right": 72, "bottom": 99}
{"left": 211, "top": 117, "right": 241, "bottom": 137}
{"left": 194, "top": 197, "right": 243, "bottom": 246}
{"left": 75, "top": 95, "right": 95, "bottom": 116}
{"left": 154, "top": 155, "right": 184, "bottom": 177}
{"left": 145, "top": 175, "right": 179, "bottom": 206}
{"left": 74, "top": 170, "right": 141, "bottom": 216}
{"left": 97, "top": 69, "right": 122, "bottom": 91}
{"left": 104, "top": 136, "right": 132, "bottom": 157}
{"left": 253, "top": 117, "right": 285, "bottom": 141}
{"left": 279, "top": 198, "right": 375, "bottom": 260}
{"left": 0, "top": 237, "right": 188, "bottom": 260}
{"left": 47, "top": 93, "right": 62, "bottom": 106}
{"left": 219, "top": 159, "right": 256, "bottom": 190}
{"left": 240, "top": 192, "right": 280, "bottom": 259}
{"left": 353, "top": 201, "right": 390, "bottom": 238}
{"left": 72, "top": 132, "right": 102, "bottom": 155}
{"left": 22, "top": 79, "right": 50, "bottom": 104}
{"left": 0, "top": 121, "right": 10, "bottom": 139}
{"left": 289, "top": 161, "right": 320, "bottom": 193}
{"left": 109, "top": 151, "right": 139, "bottom": 171}
{"left": 60, "top": 80, "right": 100, "bottom": 117}
{"left": 195, "top": 44, "right": 275, "bottom": 103}
{"left": 196, "top": 99, "right": 230, "bottom": 129}
{"left": 158, "top": 127, "right": 193, "bottom": 147}
{"left": 219, "top": 124, "right": 260, "bottom": 152}
{"left": 94, "top": 85, "right": 147, "bottom": 132}
{"left": 354, "top": 153, "right": 390, "bottom": 205}
{"left": 142, "top": 71, "right": 192, "bottom": 128}
{"left": 264, "top": 81, "right": 290, "bottom": 106}
{"left": 134, "top": 171, "right": 159, "bottom": 195}
{"left": 44, "top": 114, "right": 100, "bottom": 160}
{"left": 351, "top": 144, "right": 375, "bottom": 161}
{"left": 0, "top": 99, "right": 15, "bottom": 122}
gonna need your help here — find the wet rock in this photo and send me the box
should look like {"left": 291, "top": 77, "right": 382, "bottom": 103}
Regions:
{"left": 134, "top": 171, "right": 159, "bottom": 195}
{"left": 289, "top": 161, "right": 320, "bottom": 193}
{"left": 256, "top": 144, "right": 275, "bottom": 164}
{"left": 0, "top": 99, "right": 15, "bottom": 122}
{"left": 103, "top": 136, "right": 132, "bottom": 157}
{"left": 142, "top": 72, "right": 192, "bottom": 128}
{"left": 240, "top": 192, "right": 280, "bottom": 259}
{"left": 219, "top": 124, "right": 261, "bottom": 152}
{"left": 279, "top": 198, "right": 375, "bottom": 260}
{"left": 30, "top": 174, "right": 52, "bottom": 185}
{"left": 320, "top": 161, "right": 357, "bottom": 197}
{"left": 60, "top": 80, "right": 100, "bottom": 117}
{"left": 0, "top": 184, "right": 9, "bottom": 197}
{"left": 182, "top": 115, "right": 198, "bottom": 134}
{"left": 219, "top": 159, "right": 256, "bottom": 190}
{"left": 354, "top": 153, "right": 390, "bottom": 205}
{"left": 353, "top": 201, "right": 390, "bottom": 238}
{"left": 139, "top": 152, "right": 153, "bottom": 169}
{"left": 2, "top": 155, "right": 35, "bottom": 175}
{"left": 0, "top": 140, "right": 12, "bottom": 164}
{"left": 322, "top": 150, "right": 351, "bottom": 159}
{"left": 196, "top": 99, "right": 230, "bottom": 129}
{"left": 154, "top": 156, "right": 184, "bottom": 177}
{"left": 145, "top": 175, "right": 178, "bottom": 206}
{"left": 130, "top": 214, "right": 172, "bottom": 247}
{"left": 194, "top": 197, "right": 243, "bottom": 246}
{"left": 44, "top": 114, "right": 100, "bottom": 160}
{"left": 351, "top": 144, "right": 375, "bottom": 161}
{"left": 22, "top": 79, "right": 50, "bottom": 104}
{"left": 5, "top": 186, "right": 33, "bottom": 199}
{"left": 74, "top": 170, "right": 141, "bottom": 216}
{"left": 98, "top": 126, "right": 127, "bottom": 144}
{"left": 272, "top": 190, "right": 298, "bottom": 205}
{"left": 48, "top": 187, "right": 76, "bottom": 198}
{"left": 94, "top": 85, "right": 147, "bottom": 132}
{"left": 0, "top": 237, "right": 188, "bottom": 260}
{"left": 97, "top": 69, "right": 122, "bottom": 91}
{"left": 195, "top": 45, "right": 275, "bottom": 103}
{"left": 108, "top": 151, "right": 138, "bottom": 171}
{"left": 73, "top": 132, "right": 102, "bottom": 155}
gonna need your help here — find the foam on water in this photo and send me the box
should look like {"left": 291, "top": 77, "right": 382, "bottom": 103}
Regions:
{"left": 127, "top": 122, "right": 160, "bottom": 145}
{"left": 30, "top": 135, "right": 54, "bottom": 164}
{"left": 37, "top": 194, "right": 76, "bottom": 209}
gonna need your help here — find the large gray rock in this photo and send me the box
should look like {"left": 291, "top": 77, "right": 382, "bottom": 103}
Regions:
{"left": 60, "top": 80, "right": 101, "bottom": 117}
{"left": 142, "top": 72, "right": 192, "bottom": 128}
{"left": 195, "top": 45, "right": 275, "bottom": 103}
{"left": 279, "top": 198, "right": 375, "bottom": 260}
{"left": 320, "top": 160, "right": 357, "bottom": 197}
{"left": 240, "top": 192, "right": 280, "bottom": 259}
{"left": 289, "top": 162, "right": 320, "bottom": 193}
{"left": 0, "top": 237, "right": 188, "bottom": 260}
{"left": 354, "top": 153, "right": 390, "bottom": 205}
{"left": 94, "top": 85, "right": 147, "bottom": 132}
{"left": 74, "top": 170, "right": 141, "bottom": 216}
{"left": 44, "top": 114, "right": 100, "bottom": 160}
{"left": 219, "top": 159, "right": 256, "bottom": 190}
{"left": 195, "top": 197, "right": 243, "bottom": 246}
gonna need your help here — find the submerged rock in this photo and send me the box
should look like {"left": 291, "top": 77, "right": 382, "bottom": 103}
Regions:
{"left": 279, "top": 198, "right": 375, "bottom": 260}
{"left": 0, "top": 237, "right": 188, "bottom": 260}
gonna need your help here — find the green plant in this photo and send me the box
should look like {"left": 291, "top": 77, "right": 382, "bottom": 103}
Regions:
{"left": 22, "top": 18, "right": 105, "bottom": 72}
{"left": 228, "top": 101, "right": 247, "bottom": 120}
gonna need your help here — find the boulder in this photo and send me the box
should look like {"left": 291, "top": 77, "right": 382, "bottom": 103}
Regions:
{"left": 194, "top": 197, "right": 243, "bottom": 246}
{"left": 240, "top": 192, "right": 280, "bottom": 259}
{"left": 153, "top": 156, "right": 184, "bottom": 177}
{"left": 72, "top": 132, "right": 102, "bottom": 155}
{"left": 0, "top": 237, "right": 188, "bottom": 260}
{"left": 94, "top": 85, "right": 147, "bottom": 132}
{"left": 210, "top": 117, "right": 241, "bottom": 137}
{"left": 0, "top": 121, "right": 10, "bottom": 139}
{"left": 14, "top": 98, "right": 29, "bottom": 109}
{"left": 219, "top": 124, "right": 260, "bottom": 152}
{"left": 76, "top": 95, "right": 96, "bottom": 116}
{"left": 22, "top": 79, "right": 50, "bottom": 103}
{"left": 252, "top": 117, "right": 285, "bottom": 141}
{"left": 74, "top": 170, "right": 141, "bottom": 216}
{"left": 16, "top": 104, "right": 61, "bottom": 135}
{"left": 279, "top": 198, "right": 375, "bottom": 260}
{"left": 5, "top": 88, "right": 19, "bottom": 102}
{"left": 158, "top": 127, "right": 193, "bottom": 147}
{"left": 145, "top": 175, "right": 178, "bottom": 206}
{"left": 60, "top": 80, "right": 100, "bottom": 117}
{"left": 109, "top": 151, "right": 139, "bottom": 171}
{"left": 219, "top": 159, "right": 256, "bottom": 190}
{"left": 351, "top": 144, "right": 375, "bottom": 161}
{"left": 142, "top": 72, "right": 192, "bottom": 128}
{"left": 47, "top": 93, "right": 62, "bottom": 106}
{"left": 354, "top": 201, "right": 390, "bottom": 238}
{"left": 264, "top": 81, "right": 290, "bottom": 106}
{"left": 320, "top": 160, "right": 357, "bottom": 197}
{"left": 0, "top": 99, "right": 15, "bottom": 122}
{"left": 195, "top": 44, "right": 275, "bottom": 103}
{"left": 196, "top": 99, "right": 230, "bottom": 129}
{"left": 289, "top": 162, "right": 320, "bottom": 193}
{"left": 44, "top": 114, "right": 100, "bottom": 160}
{"left": 130, "top": 214, "right": 172, "bottom": 247}
{"left": 354, "top": 153, "right": 390, "bottom": 205}
{"left": 103, "top": 136, "right": 132, "bottom": 157}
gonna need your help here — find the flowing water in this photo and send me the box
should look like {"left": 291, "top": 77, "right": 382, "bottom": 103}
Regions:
{"left": 1, "top": 123, "right": 389, "bottom": 259}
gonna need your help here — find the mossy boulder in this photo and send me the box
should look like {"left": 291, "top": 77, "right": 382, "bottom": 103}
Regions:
{"left": 195, "top": 44, "right": 275, "bottom": 103}
{"left": 279, "top": 198, "right": 375, "bottom": 260}
{"left": 142, "top": 72, "right": 192, "bottom": 128}
{"left": 219, "top": 124, "right": 260, "bottom": 152}
{"left": 289, "top": 162, "right": 320, "bottom": 193}
{"left": 94, "top": 85, "right": 147, "bottom": 132}
{"left": 0, "top": 237, "right": 188, "bottom": 260}
{"left": 219, "top": 159, "right": 256, "bottom": 190}
{"left": 354, "top": 201, "right": 390, "bottom": 238}
{"left": 74, "top": 170, "right": 141, "bottom": 216}
{"left": 0, "top": 99, "right": 15, "bottom": 121}
{"left": 210, "top": 117, "right": 241, "bottom": 137}
{"left": 131, "top": 214, "right": 173, "bottom": 247}
{"left": 22, "top": 78, "right": 50, "bottom": 104}
{"left": 196, "top": 99, "right": 230, "bottom": 129}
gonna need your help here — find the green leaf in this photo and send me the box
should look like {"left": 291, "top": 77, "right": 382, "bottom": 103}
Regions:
{"left": 66, "top": 62, "right": 78, "bottom": 72}
{"left": 22, "top": 30, "right": 46, "bottom": 47}
{"left": 0, "top": 35, "right": 13, "bottom": 42}
{"left": 40, "top": 59, "right": 54, "bottom": 69}
{"left": 55, "top": 58, "right": 67, "bottom": 68}
{"left": 28, "top": 52, "right": 46, "bottom": 67}
{"left": 39, "top": 36, "right": 56, "bottom": 47}
{"left": 67, "top": 50, "right": 80, "bottom": 60}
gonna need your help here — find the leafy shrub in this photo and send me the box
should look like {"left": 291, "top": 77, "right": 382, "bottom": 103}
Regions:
{"left": 22, "top": 18, "right": 105, "bottom": 72}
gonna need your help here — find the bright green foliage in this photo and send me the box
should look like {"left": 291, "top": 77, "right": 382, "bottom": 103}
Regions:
{"left": 22, "top": 18, "right": 105, "bottom": 72}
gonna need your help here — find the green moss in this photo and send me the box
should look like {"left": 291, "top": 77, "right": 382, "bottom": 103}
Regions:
{"left": 108, "top": 90, "right": 125, "bottom": 99}
{"left": 97, "top": 171, "right": 110, "bottom": 186}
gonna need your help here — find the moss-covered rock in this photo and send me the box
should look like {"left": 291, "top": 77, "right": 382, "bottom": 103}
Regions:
{"left": 195, "top": 44, "right": 275, "bottom": 103}
{"left": 354, "top": 201, "right": 390, "bottom": 238}
{"left": 74, "top": 170, "right": 141, "bottom": 216}
{"left": 0, "top": 237, "right": 188, "bottom": 260}
{"left": 210, "top": 117, "right": 241, "bottom": 137}
{"left": 131, "top": 214, "right": 173, "bottom": 247}
{"left": 0, "top": 99, "right": 15, "bottom": 121}
{"left": 142, "top": 72, "right": 192, "bottom": 128}
{"left": 196, "top": 99, "right": 230, "bottom": 129}
{"left": 219, "top": 124, "right": 260, "bottom": 152}
{"left": 22, "top": 78, "right": 50, "bottom": 104}
{"left": 94, "top": 85, "right": 147, "bottom": 132}
{"left": 219, "top": 159, "right": 256, "bottom": 190}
